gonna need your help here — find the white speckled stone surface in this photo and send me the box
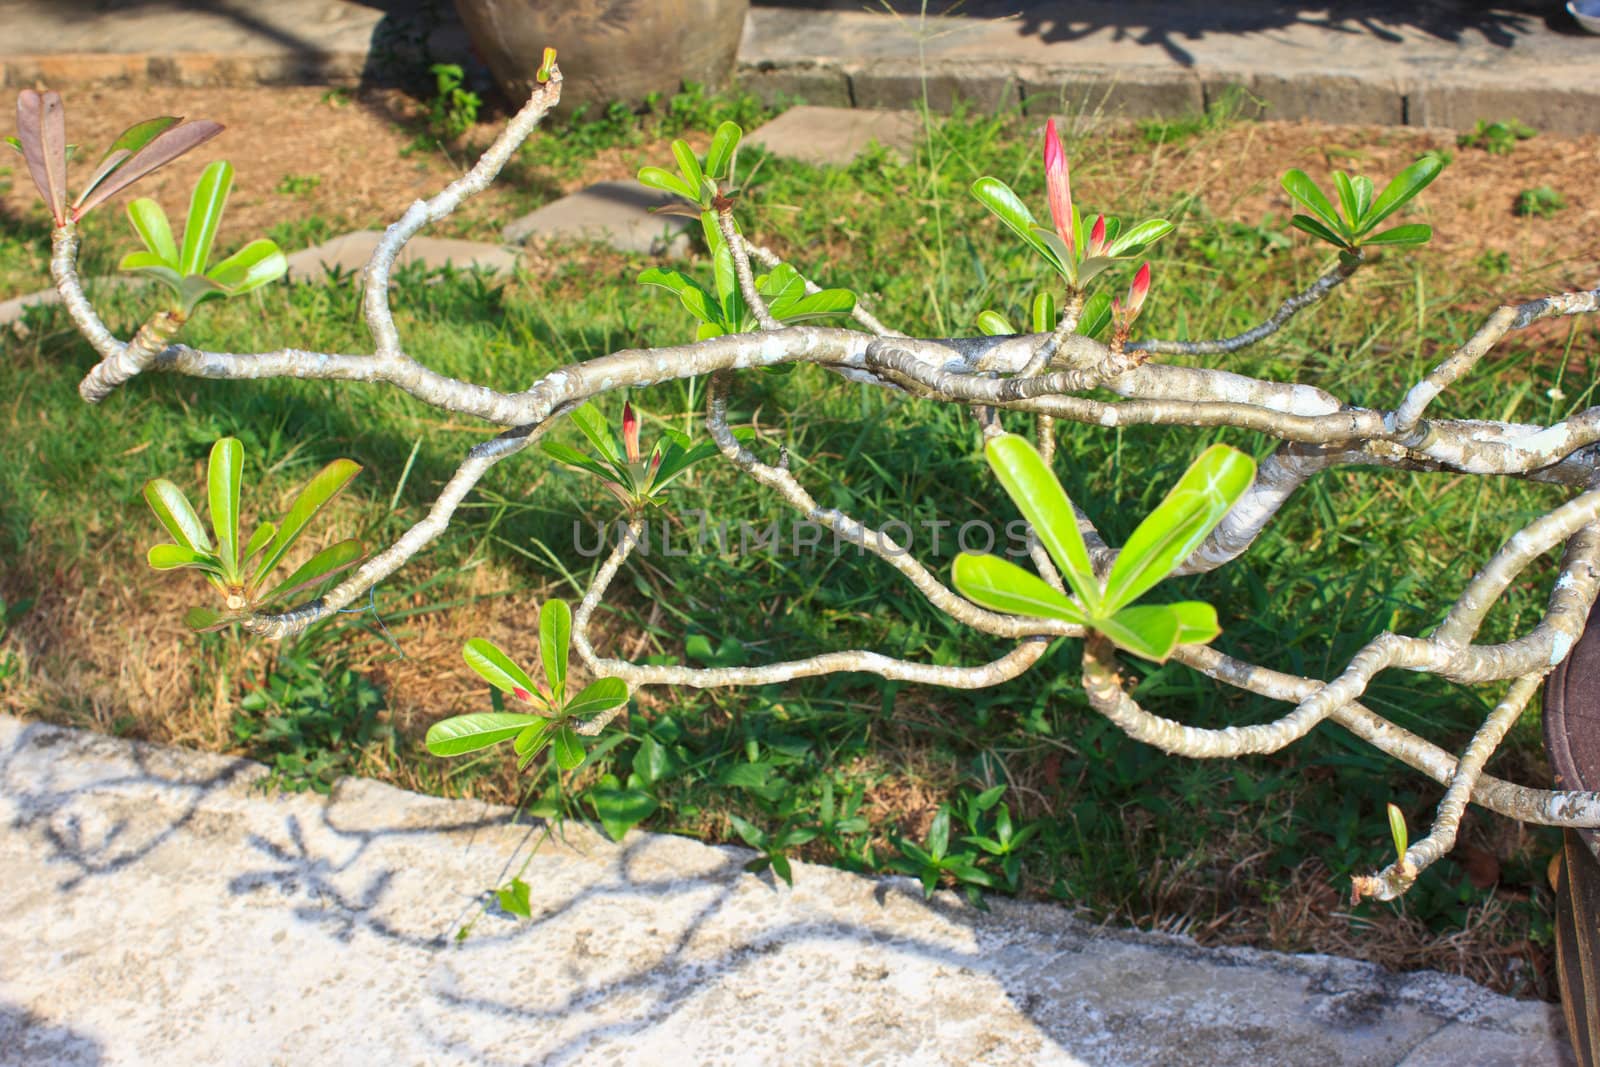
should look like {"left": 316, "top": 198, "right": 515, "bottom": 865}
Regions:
{"left": 0, "top": 716, "right": 1572, "bottom": 1066}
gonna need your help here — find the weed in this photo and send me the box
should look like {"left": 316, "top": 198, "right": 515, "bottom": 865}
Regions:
{"left": 426, "top": 62, "right": 482, "bottom": 143}
{"left": 1457, "top": 119, "right": 1537, "bottom": 155}
{"left": 0, "top": 594, "right": 30, "bottom": 684}
{"left": 1513, "top": 186, "right": 1566, "bottom": 219}
{"left": 235, "top": 641, "right": 392, "bottom": 793}
{"left": 274, "top": 173, "right": 322, "bottom": 198}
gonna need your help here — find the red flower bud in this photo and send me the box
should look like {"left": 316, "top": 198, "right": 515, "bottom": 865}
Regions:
{"left": 1043, "top": 118, "right": 1074, "bottom": 254}
{"left": 622, "top": 400, "right": 640, "bottom": 464}
{"left": 1088, "top": 215, "right": 1107, "bottom": 257}
{"left": 1126, "top": 262, "right": 1151, "bottom": 320}
{"left": 512, "top": 686, "right": 533, "bottom": 703}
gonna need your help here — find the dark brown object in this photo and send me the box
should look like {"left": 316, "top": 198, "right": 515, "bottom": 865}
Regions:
{"left": 1544, "top": 610, "right": 1600, "bottom": 1061}
{"left": 452, "top": 0, "right": 750, "bottom": 117}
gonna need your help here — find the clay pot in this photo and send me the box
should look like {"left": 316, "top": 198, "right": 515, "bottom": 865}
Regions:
{"left": 453, "top": 0, "right": 750, "bottom": 117}
{"left": 1544, "top": 609, "right": 1600, "bottom": 1062}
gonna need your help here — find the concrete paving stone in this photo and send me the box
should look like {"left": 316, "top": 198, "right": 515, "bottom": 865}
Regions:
{"left": 1405, "top": 80, "right": 1600, "bottom": 138}
{"left": 848, "top": 61, "right": 1022, "bottom": 113}
{"left": 745, "top": 105, "right": 921, "bottom": 167}
{"left": 0, "top": 715, "right": 1576, "bottom": 1066}
{"left": 1021, "top": 68, "right": 1203, "bottom": 121}
{"left": 502, "top": 181, "right": 695, "bottom": 257}
{"left": 736, "top": 60, "right": 854, "bottom": 109}
{"left": 1205, "top": 73, "right": 1406, "bottom": 127}
{"left": 283, "top": 231, "right": 519, "bottom": 283}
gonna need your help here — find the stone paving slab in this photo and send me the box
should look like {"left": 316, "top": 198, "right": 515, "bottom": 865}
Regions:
{"left": 283, "top": 230, "right": 519, "bottom": 281}
{"left": 745, "top": 105, "right": 921, "bottom": 166}
{"left": 0, "top": 715, "right": 1574, "bottom": 1066}
{"left": 502, "top": 181, "right": 694, "bottom": 257}
{"left": 5, "top": 2, "right": 1599, "bottom": 134}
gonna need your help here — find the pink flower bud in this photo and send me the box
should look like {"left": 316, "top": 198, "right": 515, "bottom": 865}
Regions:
{"left": 1088, "top": 214, "right": 1107, "bottom": 257}
{"left": 1043, "top": 118, "right": 1074, "bottom": 254}
{"left": 622, "top": 400, "right": 640, "bottom": 464}
{"left": 1126, "top": 262, "right": 1151, "bottom": 320}
{"left": 512, "top": 686, "right": 534, "bottom": 703}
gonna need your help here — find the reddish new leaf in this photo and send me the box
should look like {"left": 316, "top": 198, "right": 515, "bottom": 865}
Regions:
{"left": 72, "top": 119, "right": 224, "bottom": 220}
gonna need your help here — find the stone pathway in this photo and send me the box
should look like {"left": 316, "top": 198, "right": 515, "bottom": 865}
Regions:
{"left": 0, "top": 716, "right": 1574, "bottom": 1065}
{"left": 2, "top": 1, "right": 1598, "bottom": 133}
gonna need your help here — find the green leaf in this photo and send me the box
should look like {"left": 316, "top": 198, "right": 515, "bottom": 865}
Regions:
{"left": 262, "top": 537, "right": 363, "bottom": 604}
{"left": 117, "top": 251, "right": 182, "bottom": 292}
{"left": 1331, "top": 171, "right": 1359, "bottom": 230}
{"left": 648, "top": 435, "right": 720, "bottom": 493}
{"left": 1361, "top": 223, "right": 1432, "bottom": 247}
{"left": 705, "top": 121, "right": 742, "bottom": 181}
{"left": 983, "top": 434, "right": 1100, "bottom": 612}
{"left": 670, "top": 139, "right": 705, "bottom": 203}
{"left": 496, "top": 878, "right": 532, "bottom": 919}
{"left": 971, "top": 177, "right": 1062, "bottom": 272}
{"left": 1351, "top": 175, "right": 1375, "bottom": 222}
{"left": 178, "top": 273, "right": 228, "bottom": 314}
{"left": 638, "top": 267, "right": 720, "bottom": 325}
{"left": 712, "top": 243, "right": 740, "bottom": 319}
{"left": 1030, "top": 291, "right": 1056, "bottom": 334}
{"left": 1386, "top": 802, "right": 1409, "bottom": 857}
{"left": 770, "top": 288, "right": 855, "bottom": 322}
{"left": 252, "top": 458, "right": 361, "bottom": 586}
{"left": 568, "top": 404, "right": 624, "bottom": 468}
{"left": 563, "top": 676, "right": 628, "bottom": 718}
{"left": 1028, "top": 225, "right": 1076, "bottom": 281}
{"left": 1077, "top": 291, "right": 1112, "bottom": 340}
{"left": 1360, "top": 155, "right": 1443, "bottom": 235}
{"left": 1101, "top": 445, "right": 1255, "bottom": 613}
{"left": 1104, "top": 218, "right": 1174, "bottom": 257}
{"left": 551, "top": 725, "right": 585, "bottom": 771}
{"left": 1166, "top": 600, "right": 1222, "bottom": 646}
{"left": 513, "top": 722, "right": 550, "bottom": 763}
{"left": 125, "top": 198, "right": 178, "bottom": 265}
{"left": 540, "top": 599, "right": 571, "bottom": 701}
{"left": 976, "top": 310, "right": 1015, "bottom": 336}
{"left": 183, "top": 606, "right": 236, "bottom": 633}
{"left": 180, "top": 160, "right": 233, "bottom": 276}
{"left": 1280, "top": 170, "right": 1345, "bottom": 238}
{"left": 1097, "top": 605, "right": 1182, "bottom": 662}
{"left": 75, "top": 115, "right": 182, "bottom": 209}
{"left": 425, "top": 712, "right": 544, "bottom": 756}
{"left": 951, "top": 553, "right": 1088, "bottom": 624}
{"left": 1288, "top": 213, "right": 1350, "bottom": 250}
{"left": 207, "top": 437, "right": 243, "bottom": 577}
{"left": 588, "top": 782, "right": 658, "bottom": 841}
{"left": 637, "top": 165, "right": 698, "bottom": 201}
{"left": 206, "top": 238, "right": 287, "bottom": 295}
{"left": 241, "top": 520, "right": 276, "bottom": 564}
{"left": 462, "top": 637, "right": 541, "bottom": 698}
{"left": 146, "top": 543, "right": 224, "bottom": 573}
{"left": 540, "top": 439, "right": 619, "bottom": 482}
{"left": 144, "top": 477, "right": 211, "bottom": 552}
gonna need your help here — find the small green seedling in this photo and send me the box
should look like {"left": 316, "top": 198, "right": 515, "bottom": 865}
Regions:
{"left": 637, "top": 120, "right": 744, "bottom": 211}
{"left": 541, "top": 401, "right": 720, "bottom": 510}
{"left": 120, "top": 160, "right": 287, "bottom": 317}
{"left": 887, "top": 806, "right": 998, "bottom": 906}
{"left": 1513, "top": 186, "right": 1566, "bottom": 219}
{"left": 638, "top": 216, "right": 856, "bottom": 340}
{"left": 424, "top": 600, "right": 631, "bottom": 771}
{"left": 10, "top": 90, "right": 222, "bottom": 228}
{"left": 144, "top": 437, "right": 364, "bottom": 631}
{"left": 1457, "top": 119, "right": 1536, "bottom": 156}
{"left": 972, "top": 118, "right": 1173, "bottom": 292}
{"left": 1280, "top": 156, "right": 1442, "bottom": 261}
{"left": 952, "top": 434, "right": 1255, "bottom": 663}
{"left": 728, "top": 814, "right": 818, "bottom": 886}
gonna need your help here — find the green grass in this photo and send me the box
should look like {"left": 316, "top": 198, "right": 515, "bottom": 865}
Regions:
{"left": 3, "top": 100, "right": 1594, "bottom": 990}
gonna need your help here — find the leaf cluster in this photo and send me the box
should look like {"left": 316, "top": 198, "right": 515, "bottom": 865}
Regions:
{"left": 1281, "top": 157, "right": 1441, "bottom": 260}
{"left": 424, "top": 601, "right": 631, "bottom": 772}
{"left": 952, "top": 435, "right": 1255, "bottom": 662}
{"left": 540, "top": 402, "right": 719, "bottom": 510}
{"left": 971, "top": 176, "right": 1173, "bottom": 290}
{"left": 144, "top": 438, "right": 364, "bottom": 631}
{"left": 121, "top": 160, "right": 287, "bottom": 315}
